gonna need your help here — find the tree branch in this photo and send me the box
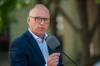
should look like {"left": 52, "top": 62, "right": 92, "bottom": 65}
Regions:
{"left": 89, "top": 5, "right": 100, "bottom": 42}
{"left": 58, "top": 6, "right": 80, "bottom": 32}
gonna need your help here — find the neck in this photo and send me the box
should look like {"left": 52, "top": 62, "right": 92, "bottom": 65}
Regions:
{"left": 28, "top": 28, "right": 45, "bottom": 39}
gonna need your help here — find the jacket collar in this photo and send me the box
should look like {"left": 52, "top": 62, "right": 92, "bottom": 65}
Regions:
{"left": 24, "top": 30, "right": 46, "bottom": 64}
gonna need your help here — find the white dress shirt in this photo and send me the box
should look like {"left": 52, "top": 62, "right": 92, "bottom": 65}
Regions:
{"left": 28, "top": 28, "right": 49, "bottom": 66}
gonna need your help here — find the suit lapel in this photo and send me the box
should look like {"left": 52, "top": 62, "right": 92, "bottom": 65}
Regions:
{"left": 24, "top": 31, "right": 46, "bottom": 64}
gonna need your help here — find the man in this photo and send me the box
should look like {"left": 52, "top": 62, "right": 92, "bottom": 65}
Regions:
{"left": 9, "top": 4, "right": 63, "bottom": 66}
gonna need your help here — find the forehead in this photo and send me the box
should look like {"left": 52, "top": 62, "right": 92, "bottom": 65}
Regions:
{"left": 30, "top": 5, "right": 50, "bottom": 18}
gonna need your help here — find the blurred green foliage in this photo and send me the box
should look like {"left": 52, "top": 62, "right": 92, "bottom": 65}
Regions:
{"left": 0, "top": 0, "right": 33, "bottom": 35}
{"left": 0, "top": 17, "right": 3, "bottom": 32}
{"left": 0, "top": 0, "right": 16, "bottom": 34}
{"left": 96, "top": 0, "right": 100, "bottom": 4}
{"left": 0, "top": 0, "right": 49, "bottom": 35}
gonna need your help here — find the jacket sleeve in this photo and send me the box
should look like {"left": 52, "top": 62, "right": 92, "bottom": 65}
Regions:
{"left": 9, "top": 41, "right": 28, "bottom": 66}
{"left": 58, "top": 54, "right": 64, "bottom": 66}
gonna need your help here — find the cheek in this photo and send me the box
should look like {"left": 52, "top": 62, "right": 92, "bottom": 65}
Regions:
{"left": 46, "top": 25, "right": 49, "bottom": 29}
{"left": 28, "top": 22, "right": 36, "bottom": 28}
{"left": 44, "top": 25, "right": 49, "bottom": 30}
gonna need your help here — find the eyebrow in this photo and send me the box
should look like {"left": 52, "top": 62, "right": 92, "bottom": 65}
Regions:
{"left": 30, "top": 16, "right": 49, "bottom": 19}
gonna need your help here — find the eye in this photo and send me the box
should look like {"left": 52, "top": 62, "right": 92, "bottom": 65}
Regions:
{"left": 35, "top": 17, "right": 42, "bottom": 21}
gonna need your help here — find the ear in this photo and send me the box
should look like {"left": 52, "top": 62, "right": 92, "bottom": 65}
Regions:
{"left": 27, "top": 17, "right": 30, "bottom": 27}
{"left": 27, "top": 17, "right": 30, "bottom": 23}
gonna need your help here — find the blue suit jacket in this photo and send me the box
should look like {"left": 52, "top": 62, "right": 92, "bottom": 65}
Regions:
{"left": 9, "top": 31, "right": 64, "bottom": 66}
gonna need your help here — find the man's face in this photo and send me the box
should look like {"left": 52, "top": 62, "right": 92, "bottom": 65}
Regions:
{"left": 28, "top": 7, "right": 50, "bottom": 37}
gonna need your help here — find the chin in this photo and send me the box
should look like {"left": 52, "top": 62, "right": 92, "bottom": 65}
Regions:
{"left": 37, "top": 32, "right": 43, "bottom": 35}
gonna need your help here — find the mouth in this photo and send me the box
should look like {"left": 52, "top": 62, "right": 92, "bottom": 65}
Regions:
{"left": 39, "top": 26, "right": 45, "bottom": 29}
{"left": 38, "top": 27, "right": 45, "bottom": 31}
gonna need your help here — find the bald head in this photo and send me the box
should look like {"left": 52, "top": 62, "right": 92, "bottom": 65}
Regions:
{"left": 29, "top": 4, "right": 50, "bottom": 18}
